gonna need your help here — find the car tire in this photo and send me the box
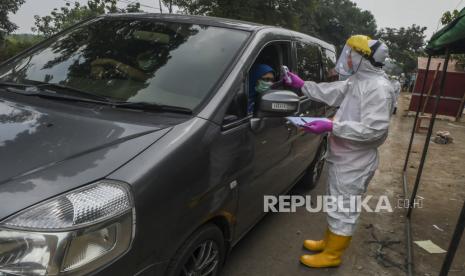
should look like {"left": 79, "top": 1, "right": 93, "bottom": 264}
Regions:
{"left": 300, "top": 138, "right": 327, "bottom": 190}
{"left": 165, "top": 224, "right": 226, "bottom": 276}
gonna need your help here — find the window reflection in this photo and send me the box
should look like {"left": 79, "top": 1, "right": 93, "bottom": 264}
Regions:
{"left": 0, "top": 19, "right": 249, "bottom": 110}
{"left": 296, "top": 42, "right": 322, "bottom": 83}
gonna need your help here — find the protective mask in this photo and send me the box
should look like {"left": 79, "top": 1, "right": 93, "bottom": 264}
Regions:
{"left": 335, "top": 45, "right": 363, "bottom": 77}
{"left": 339, "top": 74, "right": 350, "bottom": 81}
{"left": 255, "top": 80, "right": 273, "bottom": 93}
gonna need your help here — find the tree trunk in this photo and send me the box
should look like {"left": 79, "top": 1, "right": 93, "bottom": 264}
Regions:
{"left": 159, "top": 0, "right": 163, "bottom": 13}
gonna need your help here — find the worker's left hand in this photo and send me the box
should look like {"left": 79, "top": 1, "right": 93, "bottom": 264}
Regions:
{"left": 302, "top": 120, "right": 333, "bottom": 134}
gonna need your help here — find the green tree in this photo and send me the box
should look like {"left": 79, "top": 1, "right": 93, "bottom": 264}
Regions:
{"left": 440, "top": 9, "right": 465, "bottom": 67}
{"left": 0, "top": 0, "right": 25, "bottom": 34}
{"left": 170, "top": 0, "right": 377, "bottom": 50}
{"left": 0, "top": 34, "right": 43, "bottom": 62}
{"left": 312, "top": 0, "right": 377, "bottom": 50}
{"left": 377, "top": 24, "right": 427, "bottom": 73}
{"left": 170, "top": 0, "right": 307, "bottom": 30}
{"left": 32, "top": 0, "right": 142, "bottom": 37}
{"left": 0, "top": 0, "right": 26, "bottom": 61}
{"left": 441, "top": 9, "right": 460, "bottom": 25}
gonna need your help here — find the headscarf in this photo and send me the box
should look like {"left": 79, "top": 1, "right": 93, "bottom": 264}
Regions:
{"left": 248, "top": 64, "right": 274, "bottom": 113}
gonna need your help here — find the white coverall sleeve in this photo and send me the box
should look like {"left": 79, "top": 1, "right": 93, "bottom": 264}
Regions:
{"left": 300, "top": 80, "right": 349, "bottom": 107}
{"left": 332, "top": 86, "right": 392, "bottom": 142}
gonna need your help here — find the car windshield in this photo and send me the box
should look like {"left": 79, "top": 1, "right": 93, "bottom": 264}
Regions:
{"left": 0, "top": 18, "right": 250, "bottom": 110}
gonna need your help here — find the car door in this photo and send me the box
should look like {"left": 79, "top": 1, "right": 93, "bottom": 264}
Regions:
{"left": 234, "top": 40, "right": 297, "bottom": 237}
{"left": 288, "top": 41, "right": 327, "bottom": 175}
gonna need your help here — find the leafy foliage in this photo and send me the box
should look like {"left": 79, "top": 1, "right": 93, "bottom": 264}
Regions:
{"left": 0, "top": 0, "right": 25, "bottom": 34}
{"left": 1, "top": 0, "right": 142, "bottom": 62}
{"left": 0, "top": 0, "right": 29, "bottom": 62}
{"left": 313, "top": 0, "right": 377, "bottom": 49}
{"left": 32, "top": 0, "right": 142, "bottom": 37}
{"left": 377, "top": 25, "right": 427, "bottom": 73}
{"left": 169, "top": 0, "right": 377, "bottom": 50}
{"left": 441, "top": 9, "right": 460, "bottom": 25}
{"left": 0, "top": 34, "right": 43, "bottom": 62}
{"left": 440, "top": 9, "right": 465, "bottom": 66}
{"left": 4, "top": 0, "right": 427, "bottom": 73}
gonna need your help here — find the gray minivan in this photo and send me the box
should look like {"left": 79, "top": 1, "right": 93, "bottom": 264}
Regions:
{"left": 0, "top": 14, "right": 337, "bottom": 276}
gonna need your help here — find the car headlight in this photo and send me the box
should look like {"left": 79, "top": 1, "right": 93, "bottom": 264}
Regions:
{"left": 0, "top": 180, "right": 135, "bottom": 276}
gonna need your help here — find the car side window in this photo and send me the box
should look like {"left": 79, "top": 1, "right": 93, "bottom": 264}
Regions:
{"left": 322, "top": 49, "right": 338, "bottom": 82}
{"left": 296, "top": 42, "right": 322, "bottom": 83}
{"left": 247, "top": 41, "right": 292, "bottom": 115}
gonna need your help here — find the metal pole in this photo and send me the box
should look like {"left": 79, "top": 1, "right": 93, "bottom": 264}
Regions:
{"left": 407, "top": 50, "right": 450, "bottom": 218}
{"left": 439, "top": 199, "right": 465, "bottom": 276}
{"left": 403, "top": 55, "right": 432, "bottom": 172}
{"left": 402, "top": 56, "right": 432, "bottom": 276}
{"left": 403, "top": 171, "right": 414, "bottom": 276}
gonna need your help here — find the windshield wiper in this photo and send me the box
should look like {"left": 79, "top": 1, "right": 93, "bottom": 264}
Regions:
{"left": 1, "top": 81, "right": 193, "bottom": 114}
{"left": 113, "top": 101, "right": 193, "bottom": 114}
{"left": 0, "top": 80, "right": 112, "bottom": 102}
{"left": 0, "top": 81, "right": 31, "bottom": 89}
{"left": 32, "top": 82, "right": 112, "bottom": 102}
{"left": 3, "top": 86, "right": 112, "bottom": 105}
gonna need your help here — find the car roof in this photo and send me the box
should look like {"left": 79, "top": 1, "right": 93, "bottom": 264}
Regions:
{"left": 289, "top": 30, "right": 337, "bottom": 52}
{"left": 101, "top": 13, "right": 336, "bottom": 51}
{"left": 101, "top": 13, "right": 265, "bottom": 31}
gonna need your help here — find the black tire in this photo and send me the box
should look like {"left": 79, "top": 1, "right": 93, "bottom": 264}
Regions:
{"left": 165, "top": 224, "right": 226, "bottom": 276}
{"left": 299, "top": 138, "right": 327, "bottom": 190}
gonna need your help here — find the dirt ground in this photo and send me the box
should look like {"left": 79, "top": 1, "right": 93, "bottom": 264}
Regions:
{"left": 222, "top": 92, "right": 465, "bottom": 276}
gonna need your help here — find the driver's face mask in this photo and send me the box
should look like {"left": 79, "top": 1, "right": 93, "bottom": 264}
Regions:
{"left": 255, "top": 79, "right": 273, "bottom": 93}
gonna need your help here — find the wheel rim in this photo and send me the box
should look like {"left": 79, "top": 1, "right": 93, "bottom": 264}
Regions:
{"left": 312, "top": 142, "right": 327, "bottom": 183}
{"left": 181, "top": 240, "right": 220, "bottom": 276}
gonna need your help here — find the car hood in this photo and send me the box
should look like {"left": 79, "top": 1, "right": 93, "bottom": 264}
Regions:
{"left": 0, "top": 95, "right": 189, "bottom": 219}
{"left": 0, "top": 99, "right": 164, "bottom": 183}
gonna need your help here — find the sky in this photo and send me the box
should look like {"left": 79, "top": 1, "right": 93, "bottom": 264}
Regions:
{"left": 9, "top": 0, "right": 465, "bottom": 40}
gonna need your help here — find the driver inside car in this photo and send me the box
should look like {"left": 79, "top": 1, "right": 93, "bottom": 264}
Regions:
{"left": 90, "top": 55, "right": 149, "bottom": 82}
{"left": 248, "top": 63, "right": 275, "bottom": 113}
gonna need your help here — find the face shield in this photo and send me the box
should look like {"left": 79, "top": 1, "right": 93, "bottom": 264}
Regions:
{"left": 335, "top": 44, "right": 364, "bottom": 77}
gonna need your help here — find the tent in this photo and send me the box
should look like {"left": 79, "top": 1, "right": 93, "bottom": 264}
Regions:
{"left": 402, "top": 7, "right": 465, "bottom": 276}
{"left": 426, "top": 8, "right": 465, "bottom": 55}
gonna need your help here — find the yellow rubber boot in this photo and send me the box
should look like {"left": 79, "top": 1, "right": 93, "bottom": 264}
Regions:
{"left": 300, "top": 230, "right": 352, "bottom": 268}
{"left": 303, "top": 228, "right": 329, "bottom": 252}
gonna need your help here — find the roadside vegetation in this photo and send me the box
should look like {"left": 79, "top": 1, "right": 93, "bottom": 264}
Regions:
{"left": 0, "top": 0, "right": 458, "bottom": 74}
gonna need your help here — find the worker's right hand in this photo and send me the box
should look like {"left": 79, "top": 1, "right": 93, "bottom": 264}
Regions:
{"left": 302, "top": 120, "right": 333, "bottom": 134}
{"left": 284, "top": 72, "right": 305, "bottom": 89}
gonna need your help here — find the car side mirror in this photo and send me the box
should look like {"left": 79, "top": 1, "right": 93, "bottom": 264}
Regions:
{"left": 257, "top": 90, "right": 299, "bottom": 117}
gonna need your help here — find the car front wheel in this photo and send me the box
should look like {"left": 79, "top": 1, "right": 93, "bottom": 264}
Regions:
{"left": 166, "top": 224, "right": 226, "bottom": 276}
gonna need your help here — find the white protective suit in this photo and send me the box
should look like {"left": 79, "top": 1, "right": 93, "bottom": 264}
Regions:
{"left": 392, "top": 79, "right": 401, "bottom": 110}
{"left": 301, "top": 57, "right": 396, "bottom": 236}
